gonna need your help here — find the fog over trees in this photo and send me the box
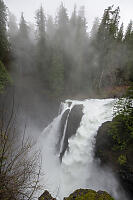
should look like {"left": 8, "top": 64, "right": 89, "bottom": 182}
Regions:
{"left": 0, "top": 0, "right": 133, "bottom": 199}
{"left": 1, "top": 2, "right": 132, "bottom": 98}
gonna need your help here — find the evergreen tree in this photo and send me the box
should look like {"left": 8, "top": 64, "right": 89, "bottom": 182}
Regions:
{"left": 36, "top": 6, "right": 46, "bottom": 41}
{"left": 7, "top": 12, "right": 18, "bottom": 61}
{"left": 19, "top": 13, "right": 29, "bottom": 39}
{"left": 0, "top": 60, "right": 11, "bottom": 92}
{"left": 124, "top": 20, "right": 133, "bottom": 43}
{"left": 55, "top": 2, "right": 69, "bottom": 47}
{"left": 90, "top": 18, "right": 99, "bottom": 39}
{"left": 94, "top": 6, "right": 121, "bottom": 89}
{"left": 0, "top": 0, "right": 9, "bottom": 63}
{"left": 35, "top": 6, "right": 48, "bottom": 85}
{"left": 109, "top": 6, "right": 120, "bottom": 39}
{"left": 117, "top": 23, "right": 124, "bottom": 42}
{"left": 12, "top": 13, "right": 34, "bottom": 75}
{"left": 76, "top": 6, "right": 87, "bottom": 41}
{"left": 124, "top": 21, "right": 133, "bottom": 82}
{"left": 57, "top": 3, "right": 68, "bottom": 29}
{"left": 46, "top": 15, "right": 55, "bottom": 43}
{"left": 70, "top": 5, "right": 77, "bottom": 28}
{"left": 49, "top": 50, "right": 64, "bottom": 96}
{"left": 8, "top": 12, "right": 18, "bottom": 39}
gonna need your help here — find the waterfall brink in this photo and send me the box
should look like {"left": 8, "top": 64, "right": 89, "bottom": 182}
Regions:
{"left": 38, "top": 99, "right": 127, "bottom": 200}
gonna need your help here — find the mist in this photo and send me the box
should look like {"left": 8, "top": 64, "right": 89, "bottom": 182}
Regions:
{"left": 7, "top": 4, "right": 132, "bottom": 100}
{"left": 0, "top": 1, "right": 133, "bottom": 199}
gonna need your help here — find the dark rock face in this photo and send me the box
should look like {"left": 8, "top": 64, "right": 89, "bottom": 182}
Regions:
{"left": 38, "top": 190, "right": 56, "bottom": 200}
{"left": 119, "top": 169, "right": 133, "bottom": 196}
{"left": 95, "top": 121, "right": 114, "bottom": 165}
{"left": 95, "top": 121, "right": 133, "bottom": 199}
{"left": 59, "top": 104, "right": 83, "bottom": 160}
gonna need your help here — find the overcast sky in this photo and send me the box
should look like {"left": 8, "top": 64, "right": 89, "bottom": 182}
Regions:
{"left": 4, "top": 0, "right": 133, "bottom": 31}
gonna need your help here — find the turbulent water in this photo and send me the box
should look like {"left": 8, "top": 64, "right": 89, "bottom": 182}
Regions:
{"left": 38, "top": 99, "right": 127, "bottom": 200}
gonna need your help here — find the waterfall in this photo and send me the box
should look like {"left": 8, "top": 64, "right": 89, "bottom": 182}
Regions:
{"left": 59, "top": 109, "right": 70, "bottom": 155}
{"left": 38, "top": 98, "right": 127, "bottom": 200}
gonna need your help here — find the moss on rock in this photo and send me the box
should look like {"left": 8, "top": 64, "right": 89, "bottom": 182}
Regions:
{"left": 64, "top": 189, "right": 114, "bottom": 200}
{"left": 38, "top": 189, "right": 114, "bottom": 200}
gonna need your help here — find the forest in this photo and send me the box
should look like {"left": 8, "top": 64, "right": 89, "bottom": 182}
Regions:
{"left": 0, "top": 0, "right": 133, "bottom": 199}
{"left": 0, "top": 1, "right": 133, "bottom": 98}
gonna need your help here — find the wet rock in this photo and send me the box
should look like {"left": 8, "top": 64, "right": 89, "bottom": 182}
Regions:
{"left": 67, "top": 101, "right": 72, "bottom": 107}
{"left": 95, "top": 121, "right": 114, "bottom": 164}
{"left": 60, "top": 104, "right": 83, "bottom": 160}
{"left": 95, "top": 121, "right": 133, "bottom": 199}
{"left": 38, "top": 190, "right": 56, "bottom": 200}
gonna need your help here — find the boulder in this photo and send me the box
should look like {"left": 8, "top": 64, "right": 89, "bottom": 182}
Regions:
{"left": 38, "top": 190, "right": 56, "bottom": 200}
{"left": 64, "top": 189, "right": 114, "bottom": 200}
{"left": 38, "top": 189, "right": 114, "bottom": 200}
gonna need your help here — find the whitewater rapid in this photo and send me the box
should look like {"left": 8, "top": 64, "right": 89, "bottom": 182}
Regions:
{"left": 38, "top": 99, "right": 127, "bottom": 200}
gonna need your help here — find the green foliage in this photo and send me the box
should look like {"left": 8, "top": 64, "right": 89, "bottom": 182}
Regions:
{"left": 118, "top": 154, "right": 127, "bottom": 166}
{"left": 36, "top": 6, "right": 46, "bottom": 39}
{"left": 36, "top": 6, "right": 49, "bottom": 84}
{"left": 98, "top": 6, "right": 120, "bottom": 41}
{"left": 49, "top": 51, "right": 64, "bottom": 96}
{"left": 92, "top": 6, "right": 123, "bottom": 90}
{"left": 57, "top": 3, "right": 68, "bottom": 28}
{"left": 0, "top": 60, "right": 11, "bottom": 92}
{"left": 109, "top": 86, "right": 133, "bottom": 151}
{"left": 117, "top": 23, "right": 124, "bottom": 42}
{"left": 124, "top": 20, "right": 133, "bottom": 43}
{"left": 0, "top": 0, "right": 10, "bottom": 62}
{"left": 4, "top": 1, "right": 133, "bottom": 97}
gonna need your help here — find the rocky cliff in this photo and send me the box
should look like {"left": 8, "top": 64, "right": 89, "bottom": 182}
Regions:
{"left": 95, "top": 120, "right": 133, "bottom": 199}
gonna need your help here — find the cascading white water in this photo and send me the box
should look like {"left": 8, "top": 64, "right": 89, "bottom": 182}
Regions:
{"left": 38, "top": 99, "right": 127, "bottom": 200}
{"left": 59, "top": 109, "right": 70, "bottom": 155}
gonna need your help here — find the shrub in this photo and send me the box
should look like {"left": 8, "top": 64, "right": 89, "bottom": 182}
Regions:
{"left": 0, "top": 99, "right": 42, "bottom": 200}
{"left": 0, "top": 60, "right": 11, "bottom": 93}
{"left": 109, "top": 86, "right": 133, "bottom": 151}
{"left": 118, "top": 154, "right": 127, "bottom": 166}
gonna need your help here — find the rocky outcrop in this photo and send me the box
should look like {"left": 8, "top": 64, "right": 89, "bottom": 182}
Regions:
{"left": 59, "top": 104, "right": 83, "bottom": 160}
{"left": 38, "top": 190, "right": 56, "bottom": 200}
{"left": 64, "top": 189, "right": 114, "bottom": 200}
{"left": 95, "top": 121, "right": 133, "bottom": 199}
{"left": 39, "top": 189, "right": 114, "bottom": 200}
{"left": 95, "top": 121, "right": 115, "bottom": 165}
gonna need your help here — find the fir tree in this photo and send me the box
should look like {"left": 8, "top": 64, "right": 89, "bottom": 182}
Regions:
{"left": 124, "top": 20, "right": 133, "bottom": 43}
{"left": 35, "top": 6, "right": 49, "bottom": 85}
{"left": 0, "top": 0, "right": 9, "bottom": 63}
{"left": 19, "top": 13, "right": 29, "bottom": 39}
{"left": 117, "top": 23, "right": 124, "bottom": 42}
{"left": 49, "top": 50, "right": 64, "bottom": 96}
